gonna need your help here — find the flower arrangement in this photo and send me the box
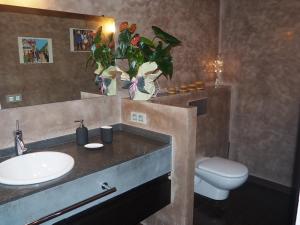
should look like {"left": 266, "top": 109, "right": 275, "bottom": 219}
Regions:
{"left": 86, "top": 27, "right": 119, "bottom": 95}
{"left": 87, "top": 22, "right": 181, "bottom": 99}
{"left": 115, "top": 22, "right": 181, "bottom": 99}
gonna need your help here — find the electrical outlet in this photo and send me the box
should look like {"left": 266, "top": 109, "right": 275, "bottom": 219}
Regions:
{"left": 130, "top": 112, "right": 138, "bottom": 122}
{"left": 15, "top": 95, "right": 22, "bottom": 101}
{"left": 137, "top": 113, "right": 147, "bottom": 124}
{"left": 6, "top": 94, "right": 22, "bottom": 103}
{"left": 130, "top": 112, "right": 147, "bottom": 124}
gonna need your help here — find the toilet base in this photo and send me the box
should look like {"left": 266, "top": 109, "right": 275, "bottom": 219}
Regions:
{"left": 194, "top": 176, "right": 229, "bottom": 200}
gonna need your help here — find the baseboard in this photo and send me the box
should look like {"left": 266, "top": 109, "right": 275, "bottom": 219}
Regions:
{"left": 247, "top": 175, "right": 292, "bottom": 195}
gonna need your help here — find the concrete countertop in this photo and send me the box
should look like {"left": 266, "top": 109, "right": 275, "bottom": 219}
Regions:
{"left": 152, "top": 85, "right": 230, "bottom": 108}
{"left": 0, "top": 124, "right": 171, "bottom": 205}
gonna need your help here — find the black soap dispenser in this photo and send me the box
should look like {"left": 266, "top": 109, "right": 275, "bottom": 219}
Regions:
{"left": 75, "top": 120, "right": 88, "bottom": 146}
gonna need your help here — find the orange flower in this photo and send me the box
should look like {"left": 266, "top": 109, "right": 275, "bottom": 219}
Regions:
{"left": 129, "top": 24, "right": 137, "bottom": 33}
{"left": 119, "top": 22, "right": 128, "bottom": 32}
{"left": 131, "top": 34, "right": 141, "bottom": 46}
{"left": 90, "top": 31, "right": 96, "bottom": 37}
{"left": 108, "top": 41, "right": 115, "bottom": 49}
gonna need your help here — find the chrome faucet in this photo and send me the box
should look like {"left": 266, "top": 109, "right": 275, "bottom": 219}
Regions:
{"left": 14, "top": 120, "right": 27, "bottom": 156}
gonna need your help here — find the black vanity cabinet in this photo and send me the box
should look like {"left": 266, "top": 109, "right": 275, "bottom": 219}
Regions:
{"left": 55, "top": 174, "right": 170, "bottom": 225}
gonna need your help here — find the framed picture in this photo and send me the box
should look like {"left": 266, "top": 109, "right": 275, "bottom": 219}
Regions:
{"left": 69, "top": 28, "right": 95, "bottom": 52}
{"left": 18, "top": 37, "right": 53, "bottom": 64}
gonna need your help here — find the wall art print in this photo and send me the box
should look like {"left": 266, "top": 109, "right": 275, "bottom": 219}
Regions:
{"left": 70, "top": 28, "right": 95, "bottom": 52}
{"left": 18, "top": 37, "right": 53, "bottom": 64}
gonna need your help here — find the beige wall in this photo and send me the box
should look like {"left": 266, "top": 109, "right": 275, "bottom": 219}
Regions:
{"left": 121, "top": 99, "right": 197, "bottom": 225}
{"left": 221, "top": 0, "right": 300, "bottom": 186}
{"left": 151, "top": 86, "right": 231, "bottom": 160}
{"left": 0, "top": 8, "right": 114, "bottom": 108}
{"left": 0, "top": 96, "right": 121, "bottom": 149}
{"left": 0, "top": 0, "right": 219, "bottom": 88}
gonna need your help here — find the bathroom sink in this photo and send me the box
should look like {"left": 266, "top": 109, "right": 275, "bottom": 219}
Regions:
{"left": 0, "top": 151, "right": 74, "bottom": 185}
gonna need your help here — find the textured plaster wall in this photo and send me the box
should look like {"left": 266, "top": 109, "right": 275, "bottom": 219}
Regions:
{"left": 0, "top": 0, "right": 219, "bottom": 88}
{"left": 121, "top": 99, "right": 197, "bottom": 225}
{"left": 0, "top": 9, "right": 113, "bottom": 108}
{"left": 0, "top": 0, "right": 219, "bottom": 144}
{"left": 221, "top": 0, "right": 300, "bottom": 186}
{"left": 151, "top": 86, "right": 231, "bottom": 160}
{"left": 196, "top": 87, "right": 230, "bottom": 159}
{"left": 0, "top": 96, "right": 121, "bottom": 150}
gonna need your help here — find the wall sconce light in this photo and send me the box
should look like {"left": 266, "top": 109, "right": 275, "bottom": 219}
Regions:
{"left": 0, "top": 0, "right": 38, "bottom": 7}
{"left": 102, "top": 21, "right": 116, "bottom": 34}
{"left": 214, "top": 54, "right": 224, "bottom": 87}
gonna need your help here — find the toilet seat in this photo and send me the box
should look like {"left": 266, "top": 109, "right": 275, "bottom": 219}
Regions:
{"left": 197, "top": 157, "right": 248, "bottom": 178}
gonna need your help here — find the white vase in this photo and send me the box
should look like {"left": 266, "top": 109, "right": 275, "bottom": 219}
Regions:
{"left": 97, "top": 65, "right": 117, "bottom": 96}
{"left": 131, "top": 62, "right": 161, "bottom": 100}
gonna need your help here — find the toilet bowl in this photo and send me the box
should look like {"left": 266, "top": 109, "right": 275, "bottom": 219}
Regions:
{"left": 194, "top": 157, "right": 248, "bottom": 200}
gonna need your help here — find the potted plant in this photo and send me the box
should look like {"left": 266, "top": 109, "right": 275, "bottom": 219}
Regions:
{"left": 116, "top": 22, "right": 181, "bottom": 100}
{"left": 86, "top": 27, "right": 119, "bottom": 96}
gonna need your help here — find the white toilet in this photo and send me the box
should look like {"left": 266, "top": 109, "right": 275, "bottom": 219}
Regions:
{"left": 194, "top": 157, "right": 248, "bottom": 200}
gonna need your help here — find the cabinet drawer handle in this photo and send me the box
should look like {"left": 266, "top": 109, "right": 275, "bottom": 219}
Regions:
{"left": 26, "top": 184, "right": 117, "bottom": 225}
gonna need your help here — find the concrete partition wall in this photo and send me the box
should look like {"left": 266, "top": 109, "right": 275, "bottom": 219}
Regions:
{"left": 121, "top": 99, "right": 197, "bottom": 225}
{"left": 151, "top": 86, "right": 231, "bottom": 160}
{"left": 0, "top": 96, "right": 121, "bottom": 150}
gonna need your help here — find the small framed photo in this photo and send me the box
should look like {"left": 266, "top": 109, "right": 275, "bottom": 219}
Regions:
{"left": 69, "top": 28, "right": 95, "bottom": 52}
{"left": 18, "top": 37, "right": 53, "bottom": 64}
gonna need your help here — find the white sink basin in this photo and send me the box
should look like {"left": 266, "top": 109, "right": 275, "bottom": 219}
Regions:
{"left": 0, "top": 151, "right": 74, "bottom": 185}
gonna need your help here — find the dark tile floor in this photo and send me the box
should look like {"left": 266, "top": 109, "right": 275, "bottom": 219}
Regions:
{"left": 193, "top": 181, "right": 293, "bottom": 225}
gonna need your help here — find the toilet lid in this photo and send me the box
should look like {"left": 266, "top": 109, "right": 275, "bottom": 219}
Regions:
{"left": 197, "top": 157, "right": 248, "bottom": 178}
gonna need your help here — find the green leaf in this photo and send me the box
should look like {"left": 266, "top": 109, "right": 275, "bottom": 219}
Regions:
{"left": 86, "top": 26, "right": 116, "bottom": 73}
{"left": 127, "top": 60, "right": 139, "bottom": 78}
{"left": 93, "top": 47, "right": 100, "bottom": 59}
{"left": 138, "top": 43, "right": 153, "bottom": 62}
{"left": 149, "top": 41, "right": 163, "bottom": 61}
{"left": 127, "top": 48, "right": 144, "bottom": 78}
{"left": 157, "top": 57, "right": 173, "bottom": 79}
{"left": 140, "top": 37, "right": 155, "bottom": 48}
{"left": 152, "top": 26, "right": 181, "bottom": 46}
{"left": 107, "top": 33, "right": 114, "bottom": 45}
{"left": 94, "top": 27, "right": 102, "bottom": 44}
{"left": 146, "top": 41, "right": 174, "bottom": 79}
{"left": 86, "top": 54, "right": 94, "bottom": 70}
{"left": 117, "top": 29, "right": 132, "bottom": 58}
